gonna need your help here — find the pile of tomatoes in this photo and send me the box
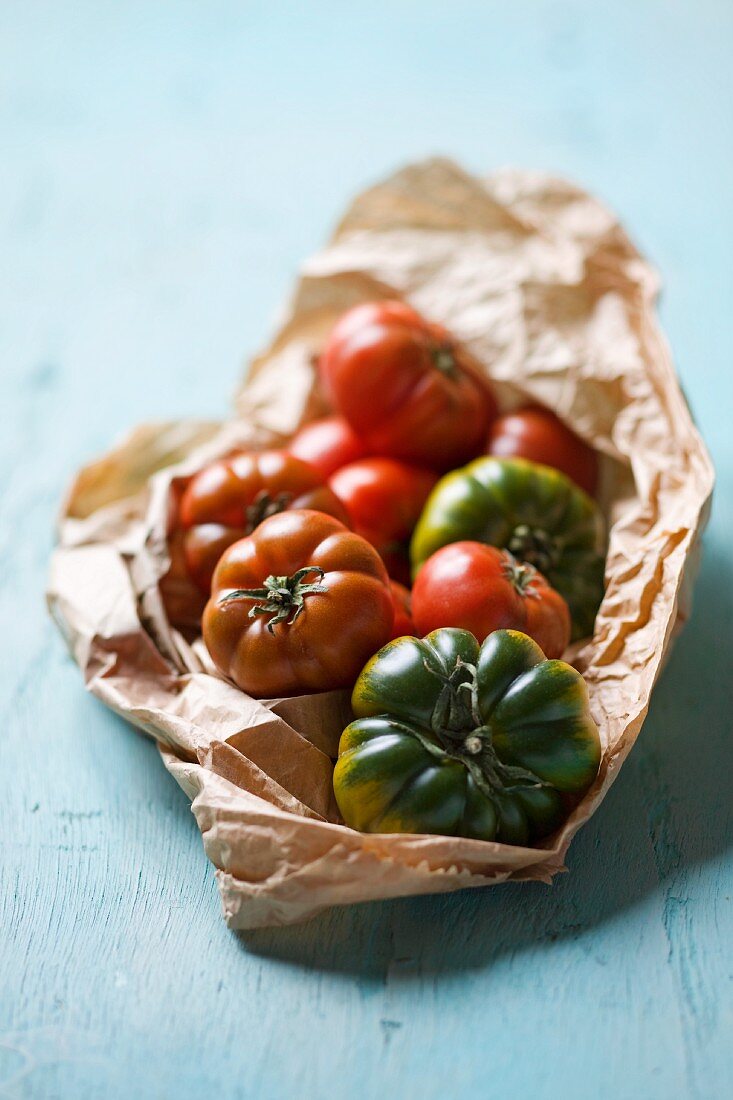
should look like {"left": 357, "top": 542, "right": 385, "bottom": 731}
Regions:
{"left": 170, "top": 300, "right": 606, "bottom": 844}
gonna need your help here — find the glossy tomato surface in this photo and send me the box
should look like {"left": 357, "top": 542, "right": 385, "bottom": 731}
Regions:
{"left": 329, "top": 457, "right": 437, "bottom": 584}
{"left": 288, "top": 415, "right": 368, "bottom": 478}
{"left": 202, "top": 509, "right": 393, "bottom": 698}
{"left": 320, "top": 300, "right": 496, "bottom": 470}
{"left": 486, "top": 406, "right": 598, "bottom": 496}
{"left": 334, "top": 628, "right": 601, "bottom": 844}
{"left": 179, "top": 450, "right": 348, "bottom": 593}
{"left": 411, "top": 542, "right": 570, "bottom": 657}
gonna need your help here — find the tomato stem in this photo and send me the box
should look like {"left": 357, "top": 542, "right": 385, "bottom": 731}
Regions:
{"left": 245, "top": 489, "right": 293, "bottom": 534}
{"left": 500, "top": 549, "right": 542, "bottom": 598}
{"left": 219, "top": 565, "right": 326, "bottom": 633}
{"left": 422, "top": 656, "right": 549, "bottom": 796}
{"left": 430, "top": 343, "right": 458, "bottom": 379}
{"left": 506, "top": 524, "right": 557, "bottom": 575}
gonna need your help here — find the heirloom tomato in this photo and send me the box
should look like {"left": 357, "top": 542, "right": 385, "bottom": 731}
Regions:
{"left": 202, "top": 510, "right": 393, "bottom": 698}
{"left": 179, "top": 450, "right": 348, "bottom": 594}
{"left": 411, "top": 457, "right": 605, "bottom": 640}
{"left": 486, "top": 406, "right": 598, "bottom": 496}
{"left": 319, "top": 300, "right": 496, "bottom": 470}
{"left": 288, "top": 415, "right": 368, "bottom": 478}
{"left": 329, "top": 457, "right": 437, "bottom": 584}
{"left": 334, "top": 628, "right": 601, "bottom": 845}
{"left": 412, "top": 542, "right": 570, "bottom": 658}
{"left": 389, "top": 581, "right": 416, "bottom": 640}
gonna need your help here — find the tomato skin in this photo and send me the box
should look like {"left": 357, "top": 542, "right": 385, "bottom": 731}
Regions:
{"left": 288, "top": 415, "right": 368, "bottom": 478}
{"left": 486, "top": 406, "right": 598, "bottom": 496}
{"left": 334, "top": 627, "right": 601, "bottom": 843}
{"left": 329, "top": 458, "right": 437, "bottom": 584}
{"left": 412, "top": 542, "right": 570, "bottom": 658}
{"left": 202, "top": 510, "right": 393, "bottom": 698}
{"left": 178, "top": 450, "right": 348, "bottom": 594}
{"left": 389, "top": 581, "right": 416, "bottom": 640}
{"left": 320, "top": 300, "right": 497, "bottom": 470}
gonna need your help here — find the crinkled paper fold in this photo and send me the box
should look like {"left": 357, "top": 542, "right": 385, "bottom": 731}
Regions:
{"left": 47, "top": 159, "right": 714, "bottom": 929}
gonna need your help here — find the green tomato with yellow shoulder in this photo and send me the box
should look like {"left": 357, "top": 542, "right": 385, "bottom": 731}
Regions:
{"left": 333, "top": 627, "right": 601, "bottom": 846}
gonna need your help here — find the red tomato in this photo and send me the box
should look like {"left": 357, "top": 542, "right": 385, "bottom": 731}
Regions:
{"left": 202, "top": 510, "right": 393, "bottom": 698}
{"left": 411, "top": 541, "right": 571, "bottom": 658}
{"left": 329, "top": 457, "right": 437, "bottom": 585}
{"left": 288, "top": 415, "right": 368, "bottom": 478}
{"left": 179, "top": 450, "right": 348, "bottom": 594}
{"left": 320, "top": 300, "right": 497, "bottom": 470}
{"left": 486, "top": 406, "right": 598, "bottom": 496}
{"left": 389, "top": 581, "right": 416, "bottom": 640}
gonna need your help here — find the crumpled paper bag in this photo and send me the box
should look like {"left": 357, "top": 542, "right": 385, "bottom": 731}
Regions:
{"left": 47, "top": 158, "right": 714, "bottom": 929}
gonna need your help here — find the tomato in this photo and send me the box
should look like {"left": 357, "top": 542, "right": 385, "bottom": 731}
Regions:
{"left": 178, "top": 450, "right": 348, "bottom": 594}
{"left": 202, "top": 509, "right": 393, "bottom": 698}
{"left": 412, "top": 542, "right": 570, "bottom": 658}
{"left": 486, "top": 406, "right": 598, "bottom": 495}
{"left": 319, "top": 300, "right": 497, "bottom": 470}
{"left": 329, "top": 458, "right": 437, "bottom": 584}
{"left": 334, "top": 628, "right": 601, "bottom": 844}
{"left": 411, "top": 456, "right": 605, "bottom": 640}
{"left": 389, "top": 581, "right": 416, "bottom": 640}
{"left": 288, "top": 415, "right": 368, "bottom": 478}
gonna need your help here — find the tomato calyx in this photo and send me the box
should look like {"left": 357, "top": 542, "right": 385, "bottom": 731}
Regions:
{"left": 417, "top": 656, "right": 548, "bottom": 800}
{"left": 506, "top": 523, "right": 558, "bottom": 576}
{"left": 500, "top": 549, "right": 542, "bottom": 599}
{"left": 219, "top": 565, "right": 327, "bottom": 633}
{"left": 429, "top": 343, "right": 459, "bottom": 379}
{"left": 245, "top": 489, "right": 294, "bottom": 534}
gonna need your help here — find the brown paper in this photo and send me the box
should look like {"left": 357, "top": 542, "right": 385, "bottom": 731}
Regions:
{"left": 47, "top": 159, "right": 714, "bottom": 929}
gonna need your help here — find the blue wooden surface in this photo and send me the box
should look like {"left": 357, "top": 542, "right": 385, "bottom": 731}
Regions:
{"left": 2, "top": 2, "right": 732, "bottom": 1097}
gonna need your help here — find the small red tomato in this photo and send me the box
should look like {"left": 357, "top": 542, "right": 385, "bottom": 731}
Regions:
{"left": 288, "top": 415, "right": 368, "bottom": 479}
{"left": 486, "top": 406, "right": 598, "bottom": 496}
{"left": 389, "top": 581, "right": 416, "bottom": 640}
{"left": 329, "top": 457, "right": 437, "bottom": 585}
{"left": 320, "top": 300, "right": 497, "bottom": 470}
{"left": 179, "top": 450, "right": 348, "bottom": 594}
{"left": 411, "top": 541, "right": 571, "bottom": 658}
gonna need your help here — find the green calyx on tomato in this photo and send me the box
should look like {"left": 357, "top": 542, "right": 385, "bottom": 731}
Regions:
{"left": 410, "top": 456, "right": 605, "bottom": 640}
{"left": 219, "top": 565, "right": 327, "bottom": 633}
{"left": 334, "top": 628, "right": 601, "bottom": 845}
{"left": 244, "top": 489, "right": 294, "bottom": 533}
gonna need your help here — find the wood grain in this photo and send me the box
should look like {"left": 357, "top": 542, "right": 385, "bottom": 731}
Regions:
{"left": 1, "top": 2, "right": 731, "bottom": 1097}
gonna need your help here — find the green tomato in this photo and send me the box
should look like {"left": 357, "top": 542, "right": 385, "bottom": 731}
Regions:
{"left": 410, "top": 456, "right": 605, "bottom": 640}
{"left": 333, "top": 628, "right": 601, "bottom": 845}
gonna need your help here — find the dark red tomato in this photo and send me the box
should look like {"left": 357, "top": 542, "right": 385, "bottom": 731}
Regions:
{"left": 202, "top": 510, "right": 393, "bottom": 698}
{"left": 319, "top": 300, "right": 497, "bottom": 470}
{"left": 329, "top": 457, "right": 437, "bottom": 585}
{"left": 389, "top": 581, "right": 416, "bottom": 640}
{"left": 411, "top": 541, "right": 571, "bottom": 658}
{"left": 179, "top": 450, "right": 348, "bottom": 594}
{"left": 288, "top": 415, "right": 368, "bottom": 479}
{"left": 486, "top": 406, "right": 598, "bottom": 496}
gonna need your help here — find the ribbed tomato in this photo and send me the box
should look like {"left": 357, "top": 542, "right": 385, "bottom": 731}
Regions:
{"left": 178, "top": 450, "right": 348, "bottom": 593}
{"left": 202, "top": 510, "right": 393, "bottom": 698}
{"left": 319, "top": 300, "right": 496, "bottom": 470}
